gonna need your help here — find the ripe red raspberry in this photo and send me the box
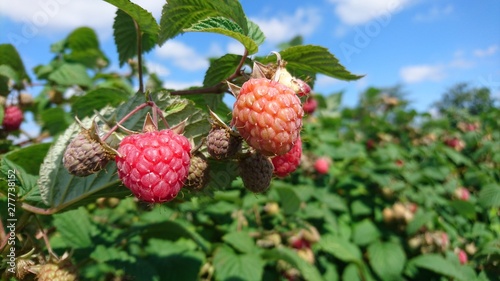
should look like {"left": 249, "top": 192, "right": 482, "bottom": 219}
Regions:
{"left": 272, "top": 137, "right": 302, "bottom": 177}
{"left": 115, "top": 129, "right": 191, "bottom": 203}
{"left": 314, "top": 157, "right": 330, "bottom": 174}
{"left": 302, "top": 97, "right": 317, "bottom": 114}
{"left": 457, "top": 249, "right": 468, "bottom": 265}
{"left": 2, "top": 106, "right": 23, "bottom": 131}
{"left": 232, "top": 78, "right": 303, "bottom": 156}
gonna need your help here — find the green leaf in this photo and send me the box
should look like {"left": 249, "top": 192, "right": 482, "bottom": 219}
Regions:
{"left": 0, "top": 43, "right": 30, "bottom": 84}
{"left": 222, "top": 231, "right": 256, "bottom": 254}
{"left": 146, "top": 239, "right": 204, "bottom": 281}
{"left": 367, "top": 241, "right": 406, "bottom": 281}
{"left": 262, "top": 248, "right": 323, "bottom": 281}
{"left": 352, "top": 219, "right": 380, "bottom": 246}
{"left": 203, "top": 54, "right": 244, "bottom": 87}
{"left": 342, "top": 263, "right": 362, "bottom": 281}
{"left": 449, "top": 200, "right": 476, "bottom": 219}
{"left": 48, "top": 63, "right": 92, "bottom": 87}
{"left": 266, "top": 45, "right": 363, "bottom": 81}
{"left": 105, "top": 0, "right": 159, "bottom": 36}
{"left": 318, "top": 235, "right": 362, "bottom": 263}
{"left": 478, "top": 184, "right": 500, "bottom": 208}
{"left": 90, "top": 245, "right": 136, "bottom": 263}
{"left": 40, "top": 107, "right": 73, "bottom": 136}
{"left": 159, "top": 0, "right": 248, "bottom": 44}
{"left": 133, "top": 220, "right": 210, "bottom": 252}
{"left": 186, "top": 17, "right": 261, "bottom": 54}
{"left": 66, "top": 27, "right": 100, "bottom": 51}
{"left": 72, "top": 88, "right": 128, "bottom": 119}
{"left": 246, "top": 19, "right": 265, "bottom": 47}
{"left": 0, "top": 157, "right": 43, "bottom": 204}
{"left": 52, "top": 207, "right": 94, "bottom": 248}
{"left": 214, "top": 246, "right": 265, "bottom": 281}
{"left": 409, "top": 254, "right": 466, "bottom": 281}
{"left": 275, "top": 186, "right": 301, "bottom": 215}
{"left": 112, "top": 9, "right": 158, "bottom": 66}
{"left": 0, "top": 65, "right": 19, "bottom": 84}
{"left": 314, "top": 191, "right": 348, "bottom": 212}
{"left": 406, "top": 211, "right": 434, "bottom": 235}
{"left": 3, "top": 143, "right": 51, "bottom": 176}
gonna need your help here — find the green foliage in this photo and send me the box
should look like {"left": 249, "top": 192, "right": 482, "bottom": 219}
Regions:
{"left": 434, "top": 82, "right": 497, "bottom": 116}
{"left": 1, "top": 1, "right": 498, "bottom": 281}
{"left": 159, "top": 0, "right": 248, "bottom": 44}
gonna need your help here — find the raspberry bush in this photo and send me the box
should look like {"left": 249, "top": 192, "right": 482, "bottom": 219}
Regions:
{"left": 1, "top": 1, "right": 499, "bottom": 280}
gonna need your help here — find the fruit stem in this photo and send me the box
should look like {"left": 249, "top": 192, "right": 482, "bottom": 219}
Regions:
{"left": 171, "top": 48, "right": 249, "bottom": 96}
{"left": 101, "top": 102, "right": 152, "bottom": 141}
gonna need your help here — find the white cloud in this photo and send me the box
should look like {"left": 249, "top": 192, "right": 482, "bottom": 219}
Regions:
{"left": 155, "top": 40, "right": 209, "bottom": 71}
{"left": 146, "top": 62, "right": 170, "bottom": 77}
{"left": 414, "top": 4, "right": 454, "bottom": 22}
{"left": 163, "top": 80, "right": 202, "bottom": 90}
{"left": 251, "top": 8, "right": 321, "bottom": 43}
{"left": 400, "top": 64, "right": 446, "bottom": 83}
{"left": 1, "top": 0, "right": 164, "bottom": 39}
{"left": 227, "top": 41, "right": 245, "bottom": 55}
{"left": 328, "top": 0, "right": 414, "bottom": 25}
{"left": 473, "top": 45, "right": 499, "bottom": 58}
{"left": 315, "top": 74, "right": 342, "bottom": 88}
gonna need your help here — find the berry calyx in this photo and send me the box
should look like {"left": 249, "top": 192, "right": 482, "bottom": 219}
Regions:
{"left": 231, "top": 78, "right": 303, "bottom": 156}
{"left": 239, "top": 152, "right": 274, "bottom": 193}
{"left": 115, "top": 129, "right": 191, "bottom": 203}
{"left": 272, "top": 137, "right": 302, "bottom": 177}
{"left": 2, "top": 105, "right": 23, "bottom": 131}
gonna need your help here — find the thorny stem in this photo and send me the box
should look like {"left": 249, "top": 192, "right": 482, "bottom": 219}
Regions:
{"left": 171, "top": 48, "right": 249, "bottom": 96}
{"left": 133, "top": 19, "right": 145, "bottom": 96}
{"left": 101, "top": 101, "right": 152, "bottom": 141}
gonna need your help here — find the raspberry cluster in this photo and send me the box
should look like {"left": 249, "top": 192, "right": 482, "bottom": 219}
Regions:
{"left": 61, "top": 55, "right": 314, "bottom": 203}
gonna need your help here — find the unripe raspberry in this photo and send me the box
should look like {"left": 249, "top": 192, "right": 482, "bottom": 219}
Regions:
{"left": 115, "top": 129, "right": 191, "bottom": 203}
{"left": 239, "top": 152, "right": 273, "bottom": 193}
{"left": 37, "top": 260, "right": 78, "bottom": 281}
{"left": 272, "top": 137, "right": 302, "bottom": 177}
{"left": 185, "top": 152, "right": 210, "bottom": 191}
{"left": 19, "top": 92, "right": 34, "bottom": 106}
{"left": 231, "top": 78, "right": 303, "bottom": 156}
{"left": 63, "top": 132, "right": 113, "bottom": 177}
{"left": 2, "top": 106, "right": 23, "bottom": 131}
{"left": 207, "top": 126, "right": 242, "bottom": 159}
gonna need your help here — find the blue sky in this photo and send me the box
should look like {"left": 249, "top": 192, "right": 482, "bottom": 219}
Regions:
{"left": 1, "top": 0, "right": 499, "bottom": 113}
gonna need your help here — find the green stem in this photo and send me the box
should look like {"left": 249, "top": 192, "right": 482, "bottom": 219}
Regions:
{"left": 133, "top": 19, "right": 145, "bottom": 96}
